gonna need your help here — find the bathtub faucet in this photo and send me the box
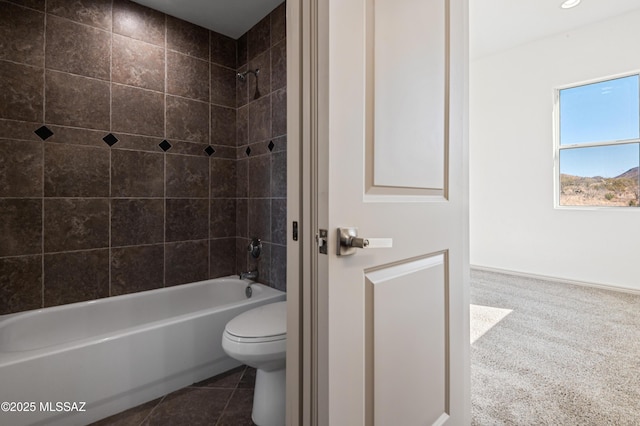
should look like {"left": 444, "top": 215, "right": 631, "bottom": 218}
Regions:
{"left": 240, "top": 270, "right": 259, "bottom": 281}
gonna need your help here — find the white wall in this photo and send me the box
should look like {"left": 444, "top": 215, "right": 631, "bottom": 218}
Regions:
{"left": 470, "top": 10, "right": 640, "bottom": 291}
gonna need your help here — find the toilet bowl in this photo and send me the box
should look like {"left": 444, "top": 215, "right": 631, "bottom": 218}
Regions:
{"left": 222, "top": 301, "right": 287, "bottom": 426}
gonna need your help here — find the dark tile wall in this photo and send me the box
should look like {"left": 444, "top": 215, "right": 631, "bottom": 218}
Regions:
{"left": 236, "top": 3, "right": 287, "bottom": 292}
{"left": 0, "top": 0, "right": 287, "bottom": 315}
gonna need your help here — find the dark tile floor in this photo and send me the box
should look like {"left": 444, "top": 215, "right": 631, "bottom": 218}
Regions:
{"left": 91, "top": 366, "right": 257, "bottom": 426}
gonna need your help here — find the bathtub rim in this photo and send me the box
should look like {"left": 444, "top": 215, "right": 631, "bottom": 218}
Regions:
{"left": 0, "top": 276, "right": 285, "bottom": 367}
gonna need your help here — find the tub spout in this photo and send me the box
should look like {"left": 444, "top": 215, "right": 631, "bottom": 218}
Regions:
{"left": 240, "top": 270, "right": 258, "bottom": 281}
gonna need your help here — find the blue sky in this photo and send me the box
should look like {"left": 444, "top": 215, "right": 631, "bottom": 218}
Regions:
{"left": 560, "top": 75, "right": 639, "bottom": 177}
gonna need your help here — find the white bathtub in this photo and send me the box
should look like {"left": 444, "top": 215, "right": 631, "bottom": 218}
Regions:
{"left": 0, "top": 276, "right": 285, "bottom": 426}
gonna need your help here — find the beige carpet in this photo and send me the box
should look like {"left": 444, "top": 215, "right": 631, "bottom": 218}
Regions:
{"left": 471, "top": 269, "right": 640, "bottom": 425}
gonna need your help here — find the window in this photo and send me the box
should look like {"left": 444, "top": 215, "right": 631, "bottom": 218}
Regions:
{"left": 556, "top": 74, "right": 640, "bottom": 207}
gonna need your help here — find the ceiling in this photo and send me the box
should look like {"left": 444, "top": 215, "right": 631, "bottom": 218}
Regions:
{"left": 132, "top": 0, "right": 283, "bottom": 39}
{"left": 134, "top": 0, "right": 640, "bottom": 56}
{"left": 471, "top": 0, "right": 640, "bottom": 59}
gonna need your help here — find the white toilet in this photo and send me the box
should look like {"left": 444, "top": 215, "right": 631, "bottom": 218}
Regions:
{"left": 222, "top": 301, "right": 287, "bottom": 426}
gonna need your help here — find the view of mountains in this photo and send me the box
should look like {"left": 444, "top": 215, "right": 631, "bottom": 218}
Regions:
{"left": 560, "top": 167, "right": 640, "bottom": 207}
{"left": 615, "top": 166, "right": 639, "bottom": 180}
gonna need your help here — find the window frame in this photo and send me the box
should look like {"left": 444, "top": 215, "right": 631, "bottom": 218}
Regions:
{"left": 553, "top": 71, "right": 640, "bottom": 210}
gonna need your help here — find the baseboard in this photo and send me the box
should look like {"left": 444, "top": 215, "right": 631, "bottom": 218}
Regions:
{"left": 470, "top": 265, "right": 640, "bottom": 296}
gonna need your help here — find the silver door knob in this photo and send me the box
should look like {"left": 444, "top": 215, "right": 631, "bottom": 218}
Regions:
{"left": 337, "top": 227, "right": 392, "bottom": 256}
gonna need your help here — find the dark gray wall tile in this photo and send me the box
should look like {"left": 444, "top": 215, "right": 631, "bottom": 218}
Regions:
{"left": 271, "top": 199, "right": 286, "bottom": 245}
{"left": 248, "top": 154, "right": 270, "bottom": 198}
{"left": 165, "top": 240, "right": 209, "bottom": 286}
{"left": 112, "top": 0, "right": 165, "bottom": 46}
{"left": 166, "top": 199, "right": 209, "bottom": 242}
{"left": 167, "top": 51, "right": 209, "bottom": 102}
{"left": 210, "top": 105, "right": 235, "bottom": 147}
{"left": 271, "top": 243, "right": 286, "bottom": 291}
{"left": 210, "top": 199, "right": 235, "bottom": 238}
{"left": 111, "top": 244, "right": 164, "bottom": 295}
{"left": 113, "top": 134, "right": 165, "bottom": 152}
{"left": 210, "top": 30, "right": 236, "bottom": 68}
{"left": 111, "top": 149, "right": 164, "bottom": 197}
{"left": 46, "top": 125, "right": 109, "bottom": 148}
{"left": 0, "top": 199, "right": 42, "bottom": 257}
{"left": 111, "top": 199, "right": 164, "bottom": 247}
{"left": 44, "top": 249, "right": 109, "bottom": 307}
{"left": 236, "top": 64, "right": 248, "bottom": 108}
{"left": 236, "top": 198, "right": 247, "bottom": 238}
{"left": 45, "top": 70, "right": 109, "bottom": 130}
{"left": 248, "top": 95, "right": 271, "bottom": 143}
{"left": 112, "top": 34, "right": 165, "bottom": 92}
{"left": 248, "top": 50, "right": 271, "bottom": 97}
{"left": 271, "top": 2, "right": 286, "bottom": 46}
{"left": 6, "top": 0, "right": 44, "bottom": 11}
{"left": 0, "top": 2, "right": 44, "bottom": 66}
{"left": 166, "top": 16, "right": 209, "bottom": 60}
{"left": 0, "top": 255, "right": 42, "bottom": 314}
{"left": 44, "top": 198, "right": 109, "bottom": 252}
{"left": 236, "top": 159, "right": 248, "bottom": 198}
{"left": 271, "top": 151, "right": 287, "bottom": 198}
{"left": 166, "top": 96, "right": 209, "bottom": 143}
{"left": 210, "top": 158, "right": 236, "bottom": 198}
{"left": 235, "top": 237, "right": 247, "bottom": 275}
{"left": 237, "top": 33, "right": 247, "bottom": 67}
{"left": 112, "top": 84, "right": 164, "bottom": 137}
{"left": 0, "top": 119, "right": 42, "bottom": 142}
{"left": 272, "top": 39, "right": 287, "bottom": 91}
{"left": 210, "top": 238, "right": 236, "bottom": 278}
{"left": 169, "top": 140, "right": 210, "bottom": 156}
{"left": 247, "top": 15, "right": 270, "bottom": 61}
{"left": 211, "top": 63, "right": 236, "bottom": 108}
{"left": 45, "top": 15, "right": 110, "bottom": 80}
{"left": 236, "top": 105, "right": 249, "bottom": 145}
{"left": 166, "top": 154, "right": 209, "bottom": 198}
{"left": 270, "top": 134, "right": 287, "bottom": 153}
{"left": 44, "top": 143, "right": 109, "bottom": 197}
{"left": 272, "top": 88, "right": 287, "bottom": 137}
{"left": 0, "top": 60, "right": 43, "bottom": 122}
{"left": 46, "top": 0, "right": 111, "bottom": 30}
{"left": 0, "top": 139, "right": 43, "bottom": 197}
{"left": 248, "top": 198, "right": 271, "bottom": 242}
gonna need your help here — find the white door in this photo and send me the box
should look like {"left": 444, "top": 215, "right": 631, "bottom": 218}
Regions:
{"left": 316, "top": 0, "right": 469, "bottom": 424}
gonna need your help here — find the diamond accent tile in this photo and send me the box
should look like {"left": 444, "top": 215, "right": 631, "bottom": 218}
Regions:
{"left": 204, "top": 146, "right": 215, "bottom": 156}
{"left": 102, "top": 133, "right": 119, "bottom": 146}
{"left": 34, "top": 126, "right": 53, "bottom": 140}
{"left": 245, "top": 147, "right": 251, "bottom": 156}
{"left": 268, "top": 140, "right": 275, "bottom": 151}
{"left": 159, "top": 140, "right": 172, "bottom": 152}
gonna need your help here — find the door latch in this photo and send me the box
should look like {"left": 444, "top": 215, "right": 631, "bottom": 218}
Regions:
{"left": 318, "top": 229, "right": 328, "bottom": 255}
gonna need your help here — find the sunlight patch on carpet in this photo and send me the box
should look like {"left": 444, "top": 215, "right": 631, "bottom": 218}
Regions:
{"left": 470, "top": 304, "right": 512, "bottom": 344}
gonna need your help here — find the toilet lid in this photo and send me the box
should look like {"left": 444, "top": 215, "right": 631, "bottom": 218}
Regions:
{"left": 225, "top": 301, "right": 287, "bottom": 339}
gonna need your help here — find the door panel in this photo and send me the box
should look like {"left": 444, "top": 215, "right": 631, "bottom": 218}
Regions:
{"left": 323, "top": 0, "right": 468, "bottom": 424}
{"left": 370, "top": 0, "right": 446, "bottom": 191}
{"left": 365, "top": 253, "right": 449, "bottom": 425}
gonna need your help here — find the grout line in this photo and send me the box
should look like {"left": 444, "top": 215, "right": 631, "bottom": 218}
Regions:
{"left": 162, "top": 13, "right": 167, "bottom": 290}
{"left": 136, "top": 395, "right": 166, "bottom": 426}
{"left": 41, "top": 0, "right": 47, "bottom": 309}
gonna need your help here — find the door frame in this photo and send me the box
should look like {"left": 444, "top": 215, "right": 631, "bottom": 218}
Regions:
{"left": 286, "top": 0, "right": 327, "bottom": 424}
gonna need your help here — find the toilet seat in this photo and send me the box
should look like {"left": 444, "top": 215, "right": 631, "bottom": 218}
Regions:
{"left": 223, "top": 331, "right": 285, "bottom": 344}
{"left": 223, "top": 301, "right": 286, "bottom": 343}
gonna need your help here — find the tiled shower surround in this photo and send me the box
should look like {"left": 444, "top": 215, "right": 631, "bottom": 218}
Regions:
{"left": 0, "top": 0, "right": 287, "bottom": 315}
